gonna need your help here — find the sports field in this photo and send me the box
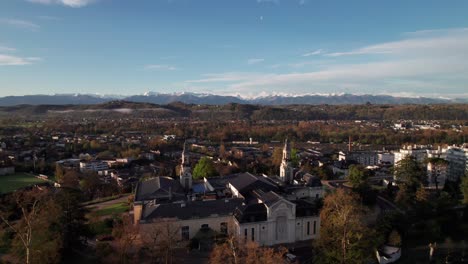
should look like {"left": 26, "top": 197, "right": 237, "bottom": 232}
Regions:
{"left": 0, "top": 173, "right": 45, "bottom": 194}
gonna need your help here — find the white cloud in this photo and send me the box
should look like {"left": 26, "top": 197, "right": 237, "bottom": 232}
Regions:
{"left": 0, "top": 46, "right": 16, "bottom": 52}
{"left": 0, "top": 19, "right": 40, "bottom": 31}
{"left": 302, "top": 49, "right": 323, "bottom": 57}
{"left": 257, "top": 0, "right": 279, "bottom": 4}
{"left": 144, "top": 64, "right": 177, "bottom": 71}
{"left": 186, "top": 72, "right": 265, "bottom": 84}
{"left": 185, "top": 28, "right": 468, "bottom": 98}
{"left": 27, "top": 0, "right": 95, "bottom": 8}
{"left": 0, "top": 54, "right": 41, "bottom": 66}
{"left": 38, "top": 15, "right": 61, "bottom": 20}
{"left": 247, "top": 58, "right": 265, "bottom": 65}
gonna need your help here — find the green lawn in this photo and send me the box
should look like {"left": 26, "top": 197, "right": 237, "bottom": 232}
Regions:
{"left": 0, "top": 173, "right": 45, "bottom": 194}
{"left": 93, "top": 202, "right": 129, "bottom": 217}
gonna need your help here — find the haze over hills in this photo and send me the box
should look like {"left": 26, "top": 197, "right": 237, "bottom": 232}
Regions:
{"left": 0, "top": 93, "right": 466, "bottom": 107}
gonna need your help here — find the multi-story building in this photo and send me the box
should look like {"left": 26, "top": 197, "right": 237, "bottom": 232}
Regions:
{"left": 393, "top": 145, "right": 431, "bottom": 165}
{"left": 79, "top": 160, "right": 109, "bottom": 173}
{"left": 445, "top": 146, "right": 467, "bottom": 182}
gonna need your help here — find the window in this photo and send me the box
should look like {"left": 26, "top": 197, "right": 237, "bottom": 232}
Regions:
{"left": 316, "top": 194, "right": 319, "bottom": 198}
{"left": 251, "top": 228, "right": 255, "bottom": 241}
{"left": 220, "top": 222, "right": 228, "bottom": 235}
{"left": 244, "top": 228, "right": 248, "bottom": 241}
{"left": 307, "top": 221, "right": 310, "bottom": 235}
{"left": 313, "top": 221, "right": 316, "bottom": 235}
{"left": 201, "top": 224, "right": 209, "bottom": 229}
{"left": 181, "top": 226, "right": 189, "bottom": 240}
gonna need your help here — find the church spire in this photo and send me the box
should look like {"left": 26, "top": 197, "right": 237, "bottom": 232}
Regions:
{"left": 280, "top": 138, "right": 293, "bottom": 184}
{"left": 180, "top": 141, "right": 192, "bottom": 190}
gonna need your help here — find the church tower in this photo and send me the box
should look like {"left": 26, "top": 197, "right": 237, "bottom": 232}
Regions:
{"left": 280, "top": 139, "right": 293, "bottom": 184}
{"left": 180, "top": 142, "right": 192, "bottom": 190}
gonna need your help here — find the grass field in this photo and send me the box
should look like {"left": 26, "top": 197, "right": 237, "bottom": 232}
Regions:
{"left": 92, "top": 202, "right": 129, "bottom": 217}
{"left": 0, "top": 173, "right": 45, "bottom": 194}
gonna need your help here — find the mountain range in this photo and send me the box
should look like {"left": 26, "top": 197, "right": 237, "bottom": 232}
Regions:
{"left": 0, "top": 93, "right": 466, "bottom": 106}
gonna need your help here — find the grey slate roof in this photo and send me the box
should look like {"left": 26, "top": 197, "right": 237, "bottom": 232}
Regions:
{"left": 227, "top": 172, "right": 278, "bottom": 196}
{"left": 135, "top": 176, "right": 185, "bottom": 202}
{"left": 259, "top": 191, "right": 283, "bottom": 206}
{"left": 142, "top": 198, "right": 244, "bottom": 221}
{"left": 234, "top": 203, "right": 267, "bottom": 223}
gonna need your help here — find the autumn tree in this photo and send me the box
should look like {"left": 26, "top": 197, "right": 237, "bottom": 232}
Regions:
{"left": 55, "top": 164, "right": 64, "bottom": 183}
{"left": 271, "top": 147, "right": 283, "bottom": 167}
{"left": 209, "top": 237, "right": 286, "bottom": 264}
{"left": 193, "top": 157, "right": 217, "bottom": 180}
{"left": 315, "top": 189, "right": 373, "bottom": 264}
{"left": 219, "top": 144, "right": 227, "bottom": 159}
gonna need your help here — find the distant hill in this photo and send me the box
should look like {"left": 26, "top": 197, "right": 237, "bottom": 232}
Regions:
{"left": 1, "top": 100, "right": 467, "bottom": 121}
{"left": 0, "top": 93, "right": 465, "bottom": 106}
{"left": 0, "top": 94, "right": 109, "bottom": 106}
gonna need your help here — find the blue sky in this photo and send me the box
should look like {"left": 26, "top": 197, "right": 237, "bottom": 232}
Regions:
{"left": 1, "top": 0, "right": 468, "bottom": 98}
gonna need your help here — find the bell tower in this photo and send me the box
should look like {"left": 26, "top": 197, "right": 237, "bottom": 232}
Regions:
{"left": 180, "top": 141, "right": 192, "bottom": 190}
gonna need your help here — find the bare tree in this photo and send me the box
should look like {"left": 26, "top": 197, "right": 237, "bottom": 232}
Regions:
{"left": 0, "top": 188, "right": 61, "bottom": 264}
{"left": 141, "top": 219, "right": 181, "bottom": 264}
{"left": 112, "top": 214, "right": 140, "bottom": 263}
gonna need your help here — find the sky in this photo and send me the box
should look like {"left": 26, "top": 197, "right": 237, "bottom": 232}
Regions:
{"left": 1, "top": 0, "right": 468, "bottom": 98}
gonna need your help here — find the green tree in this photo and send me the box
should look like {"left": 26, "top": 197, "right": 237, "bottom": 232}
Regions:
{"left": 291, "top": 148, "right": 300, "bottom": 167}
{"left": 461, "top": 174, "right": 468, "bottom": 205}
{"left": 394, "top": 156, "right": 426, "bottom": 208}
{"left": 347, "top": 165, "right": 369, "bottom": 189}
{"left": 315, "top": 189, "right": 373, "bottom": 264}
{"left": 193, "top": 157, "right": 217, "bottom": 180}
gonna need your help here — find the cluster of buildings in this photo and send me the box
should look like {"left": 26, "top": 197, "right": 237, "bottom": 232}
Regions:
{"left": 338, "top": 144, "right": 468, "bottom": 189}
{"left": 133, "top": 140, "right": 323, "bottom": 246}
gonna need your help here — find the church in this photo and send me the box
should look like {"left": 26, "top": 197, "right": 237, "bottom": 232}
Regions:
{"left": 133, "top": 140, "right": 323, "bottom": 246}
